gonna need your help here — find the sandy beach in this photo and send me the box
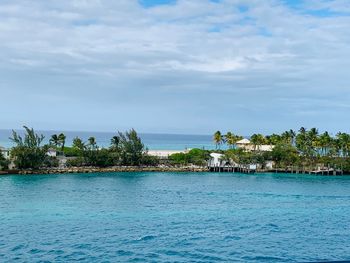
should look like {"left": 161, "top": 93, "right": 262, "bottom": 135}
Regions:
{"left": 147, "top": 149, "right": 189, "bottom": 158}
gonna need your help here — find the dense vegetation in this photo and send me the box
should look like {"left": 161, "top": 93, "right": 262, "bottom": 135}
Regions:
{"left": 0, "top": 150, "right": 9, "bottom": 170}
{"left": 169, "top": 149, "right": 211, "bottom": 166}
{"left": 214, "top": 128, "right": 350, "bottom": 172}
{"left": 65, "top": 129, "right": 158, "bottom": 167}
{"left": 6, "top": 127, "right": 158, "bottom": 170}
{"left": 10, "top": 126, "right": 57, "bottom": 169}
{"left": 2, "top": 126, "right": 350, "bottom": 173}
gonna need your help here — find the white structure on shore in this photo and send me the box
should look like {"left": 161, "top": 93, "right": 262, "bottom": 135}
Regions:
{"left": 236, "top": 139, "right": 274, "bottom": 152}
{"left": 208, "top": 153, "right": 226, "bottom": 167}
{"left": 0, "top": 147, "right": 10, "bottom": 159}
{"left": 47, "top": 148, "right": 58, "bottom": 157}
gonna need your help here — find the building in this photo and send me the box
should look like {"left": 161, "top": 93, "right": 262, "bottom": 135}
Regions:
{"left": 47, "top": 148, "right": 57, "bottom": 157}
{"left": 208, "top": 153, "right": 226, "bottom": 167}
{"left": 236, "top": 139, "right": 274, "bottom": 152}
{"left": 0, "top": 146, "right": 10, "bottom": 159}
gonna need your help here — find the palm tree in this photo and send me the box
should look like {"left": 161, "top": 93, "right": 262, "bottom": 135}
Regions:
{"left": 308, "top": 128, "right": 319, "bottom": 157}
{"left": 281, "top": 130, "right": 296, "bottom": 145}
{"left": 296, "top": 127, "right": 307, "bottom": 155}
{"left": 49, "top": 134, "right": 60, "bottom": 148}
{"left": 110, "top": 135, "right": 120, "bottom": 150}
{"left": 336, "top": 132, "right": 350, "bottom": 157}
{"left": 224, "top": 132, "right": 234, "bottom": 149}
{"left": 213, "top": 131, "right": 223, "bottom": 149}
{"left": 88, "top": 137, "right": 97, "bottom": 150}
{"left": 250, "top": 134, "right": 266, "bottom": 151}
{"left": 265, "top": 134, "right": 281, "bottom": 145}
{"left": 289, "top": 129, "right": 296, "bottom": 145}
{"left": 225, "top": 132, "right": 244, "bottom": 149}
{"left": 58, "top": 133, "right": 66, "bottom": 154}
{"left": 319, "top": 131, "right": 332, "bottom": 156}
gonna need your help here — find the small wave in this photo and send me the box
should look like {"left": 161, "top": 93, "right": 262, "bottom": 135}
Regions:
{"left": 138, "top": 235, "right": 156, "bottom": 241}
{"left": 242, "top": 255, "right": 286, "bottom": 261}
{"left": 28, "top": 248, "right": 43, "bottom": 254}
{"left": 11, "top": 244, "right": 25, "bottom": 251}
{"left": 224, "top": 235, "right": 241, "bottom": 241}
{"left": 116, "top": 249, "right": 134, "bottom": 256}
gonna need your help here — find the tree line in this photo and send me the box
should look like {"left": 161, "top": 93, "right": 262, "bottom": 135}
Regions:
{"left": 214, "top": 128, "right": 350, "bottom": 172}
{"left": 1, "top": 126, "right": 158, "bottom": 170}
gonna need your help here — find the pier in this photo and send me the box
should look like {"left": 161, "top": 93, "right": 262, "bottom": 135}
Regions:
{"left": 208, "top": 164, "right": 256, "bottom": 174}
{"left": 270, "top": 167, "right": 344, "bottom": 176}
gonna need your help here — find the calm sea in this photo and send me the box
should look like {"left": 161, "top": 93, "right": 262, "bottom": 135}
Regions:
{"left": 0, "top": 129, "right": 215, "bottom": 150}
{"left": 1, "top": 172, "right": 350, "bottom": 262}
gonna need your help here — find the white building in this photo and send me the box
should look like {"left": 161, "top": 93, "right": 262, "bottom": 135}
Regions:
{"left": 47, "top": 148, "right": 57, "bottom": 157}
{"left": 208, "top": 153, "right": 226, "bottom": 167}
{"left": 265, "top": 161, "right": 274, "bottom": 169}
{"left": 0, "top": 147, "right": 10, "bottom": 159}
{"left": 236, "top": 139, "right": 274, "bottom": 152}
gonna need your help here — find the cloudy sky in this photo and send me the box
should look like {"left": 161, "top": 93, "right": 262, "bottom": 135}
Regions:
{"left": 0, "top": 0, "right": 350, "bottom": 135}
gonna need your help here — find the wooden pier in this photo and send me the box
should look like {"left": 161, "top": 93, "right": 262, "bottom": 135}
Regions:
{"left": 208, "top": 165, "right": 256, "bottom": 174}
{"left": 208, "top": 165, "right": 345, "bottom": 175}
{"left": 270, "top": 167, "right": 344, "bottom": 176}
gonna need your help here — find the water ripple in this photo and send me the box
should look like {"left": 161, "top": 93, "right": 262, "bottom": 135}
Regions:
{"left": 1, "top": 172, "right": 350, "bottom": 262}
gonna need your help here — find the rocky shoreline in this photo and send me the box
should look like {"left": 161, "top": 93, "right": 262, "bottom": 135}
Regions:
{"left": 1, "top": 166, "right": 349, "bottom": 176}
{"left": 0, "top": 166, "right": 210, "bottom": 175}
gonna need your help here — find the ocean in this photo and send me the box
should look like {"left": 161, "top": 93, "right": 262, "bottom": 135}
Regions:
{"left": 0, "top": 129, "right": 216, "bottom": 150}
{"left": 1, "top": 172, "right": 350, "bottom": 262}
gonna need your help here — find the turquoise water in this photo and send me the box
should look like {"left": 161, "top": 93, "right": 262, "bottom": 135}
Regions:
{"left": 1, "top": 172, "right": 350, "bottom": 262}
{"left": 0, "top": 129, "right": 214, "bottom": 150}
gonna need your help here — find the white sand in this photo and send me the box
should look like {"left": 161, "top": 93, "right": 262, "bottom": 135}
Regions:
{"left": 147, "top": 150, "right": 189, "bottom": 157}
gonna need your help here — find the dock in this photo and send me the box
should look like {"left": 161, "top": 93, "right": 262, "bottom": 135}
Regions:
{"left": 208, "top": 165, "right": 256, "bottom": 174}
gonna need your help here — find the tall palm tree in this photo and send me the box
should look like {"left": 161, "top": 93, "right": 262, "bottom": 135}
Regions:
{"left": 308, "top": 128, "right": 319, "bottom": 156}
{"left": 111, "top": 135, "right": 120, "bottom": 150}
{"left": 266, "top": 134, "right": 281, "bottom": 145}
{"left": 319, "top": 131, "right": 332, "bottom": 156}
{"left": 289, "top": 129, "right": 296, "bottom": 145}
{"left": 213, "top": 131, "right": 223, "bottom": 149}
{"left": 58, "top": 133, "right": 66, "bottom": 154}
{"left": 88, "top": 137, "right": 97, "bottom": 150}
{"left": 250, "top": 134, "right": 266, "bottom": 151}
{"left": 281, "top": 131, "right": 291, "bottom": 145}
{"left": 225, "top": 132, "right": 234, "bottom": 149}
{"left": 296, "top": 127, "right": 307, "bottom": 156}
{"left": 49, "top": 134, "right": 60, "bottom": 148}
{"left": 336, "top": 132, "right": 350, "bottom": 157}
{"left": 225, "top": 132, "right": 243, "bottom": 149}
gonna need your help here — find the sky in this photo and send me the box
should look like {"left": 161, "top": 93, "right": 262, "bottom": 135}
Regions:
{"left": 1, "top": 0, "right": 350, "bottom": 135}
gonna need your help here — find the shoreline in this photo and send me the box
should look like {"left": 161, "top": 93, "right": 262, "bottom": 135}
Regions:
{"left": 1, "top": 166, "right": 349, "bottom": 176}
{"left": 0, "top": 166, "right": 209, "bottom": 175}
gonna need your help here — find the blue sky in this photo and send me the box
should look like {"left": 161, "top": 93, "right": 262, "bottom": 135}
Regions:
{"left": 1, "top": 0, "right": 350, "bottom": 135}
{"left": 139, "top": 0, "right": 176, "bottom": 7}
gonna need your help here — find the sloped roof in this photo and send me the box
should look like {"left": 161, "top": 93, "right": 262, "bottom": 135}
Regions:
{"left": 210, "top": 153, "right": 224, "bottom": 158}
{"left": 236, "top": 138, "right": 251, "bottom": 144}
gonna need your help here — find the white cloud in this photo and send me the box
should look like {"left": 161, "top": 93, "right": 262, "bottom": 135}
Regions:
{"left": 0, "top": 0, "right": 350, "bottom": 133}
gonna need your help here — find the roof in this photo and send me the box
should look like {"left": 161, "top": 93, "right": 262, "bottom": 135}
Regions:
{"left": 47, "top": 148, "right": 57, "bottom": 152}
{"left": 0, "top": 146, "right": 8, "bottom": 151}
{"left": 257, "top": 145, "right": 275, "bottom": 151}
{"left": 236, "top": 138, "right": 251, "bottom": 144}
{"left": 210, "top": 153, "right": 224, "bottom": 158}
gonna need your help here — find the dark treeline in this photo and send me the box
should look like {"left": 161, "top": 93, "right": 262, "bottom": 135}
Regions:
{"left": 1, "top": 126, "right": 158, "bottom": 170}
